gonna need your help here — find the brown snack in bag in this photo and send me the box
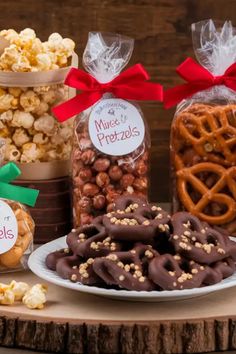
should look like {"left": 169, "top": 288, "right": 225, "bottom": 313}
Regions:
{"left": 167, "top": 20, "right": 236, "bottom": 235}
{"left": 0, "top": 200, "right": 34, "bottom": 269}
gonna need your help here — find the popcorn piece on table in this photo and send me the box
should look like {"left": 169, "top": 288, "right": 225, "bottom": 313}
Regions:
{"left": 0, "top": 287, "right": 15, "bottom": 305}
{"left": 22, "top": 284, "right": 47, "bottom": 309}
{"left": 9, "top": 280, "right": 29, "bottom": 301}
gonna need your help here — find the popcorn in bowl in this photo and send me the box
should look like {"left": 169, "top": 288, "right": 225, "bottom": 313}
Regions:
{"left": 0, "top": 28, "right": 76, "bottom": 163}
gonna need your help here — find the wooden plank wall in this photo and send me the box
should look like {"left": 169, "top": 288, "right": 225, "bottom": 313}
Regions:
{"left": 0, "top": 0, "right": 235, "bottom": 201}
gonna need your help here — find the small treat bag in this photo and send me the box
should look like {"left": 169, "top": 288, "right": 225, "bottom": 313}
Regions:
{"left": 53, "top": 32, "right": 163, "bottom": 226}
{"left": 0, "top": 160, "right": 38, "bottom": 271}
{"left": 165, "top": 20, "right": 236, "bottom": 235}
{"left": 0, "top": 29, "right": 78, "bottom": 179}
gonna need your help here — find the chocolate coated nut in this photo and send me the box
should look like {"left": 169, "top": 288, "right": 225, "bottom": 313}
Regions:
{"left": 134, "top": 160, "right": 148, "bottom": 177}
{"left": 74, "top": 176, "right": 86, "bottom": 187}
{"left": 93, "top": 158, "right": 110, "bottom": 172}
{"left": 93, "top": 194, "right": 106, "bottom": 210}
{"left": 96, "top": 172, "right": 110, "bottom": 188}
{"left": 133, "top": 177, "right": 148, "bottom": 192}
{"left": 108, "top": 165, "right": 123, "bottom": 181}
{"left": 78, "top": 167, "right": 93, "bottom": 182}
{"left": 83, "top": 183, "right": 100, "bottom": 197}
{"left": 120, "top": 173, "right": 135, "bottom": 189}
{"left": 81, "top": 149, "right": 96, "bottom": 164}
{"left": 78, "top": 197, "right": 92, "bottom": 213}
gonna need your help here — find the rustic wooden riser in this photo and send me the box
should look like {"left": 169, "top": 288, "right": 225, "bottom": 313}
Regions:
{"left": 1, "top": 272, "right": 236, "bottom": 354}
{"left": 13, "top": 178, "right": 72, "bottom": 243}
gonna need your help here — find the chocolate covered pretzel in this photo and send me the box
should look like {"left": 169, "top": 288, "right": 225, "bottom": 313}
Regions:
{"left": 45, "top": 196, "right": 236, "bottom": 292}
{"left": 149, "top": 253, "right": 235, "bottom": 290}
{"left": 56, "top": 254, "right": 102, "bottom": 285}
{"left": 103, "top": 198, "right": 170, "bottom": 242}
{"left": 67, "top": 216, "right": 121, "bottom": 258}
{"left": 45, "top": 248, "right": 73, "bottom": 271}
{"left": 93, "top": 243, "right": 158, "bottom": 291}
{"left": 170, "top": 212, "right": 236, "bottom": 264}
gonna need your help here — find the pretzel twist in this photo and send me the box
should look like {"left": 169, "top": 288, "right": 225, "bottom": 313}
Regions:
{"left": 66, "top": 216, "right": 121, "bottom": 258}
{"left": 173, "top": 104, "right": 236, "bottom": 167}
{"left": 93, "top": 244, "right": 158, "bottom": 291}
{"left": 149, "top": 253, "right": 235, "bottom": 290}
{"left": 170, "top": 212, "right": 236, "bottom": 263}
{"left": 176, "top": 162, "right": 236, "bottom": 224}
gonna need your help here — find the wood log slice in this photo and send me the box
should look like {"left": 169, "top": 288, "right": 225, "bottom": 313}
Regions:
{"left": 0, "top": 271, "right": 236, "bottom": 354}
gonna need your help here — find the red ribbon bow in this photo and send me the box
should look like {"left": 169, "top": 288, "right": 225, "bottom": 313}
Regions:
{"left": 53, "top": 63, "right": 163, "bottom": 122}
{"left": 164, "top": 57, "right": 236, "bottom": 108}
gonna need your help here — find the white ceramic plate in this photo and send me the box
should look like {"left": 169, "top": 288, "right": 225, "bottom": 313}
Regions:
{"left": 28, "top": 236, "right": 236, "bottom": 302}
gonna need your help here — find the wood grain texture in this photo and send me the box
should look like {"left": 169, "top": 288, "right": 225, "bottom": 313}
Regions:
{"left": 1, "top": 316, "right": 236, "bottom": 353}
{"left": 1, "top": 0, "right": 236, "bottom": 201}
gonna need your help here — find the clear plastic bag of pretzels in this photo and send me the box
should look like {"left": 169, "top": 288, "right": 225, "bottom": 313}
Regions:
{"left": 170, "top": 20, "right": 236, "bottom": 236}
{"left": 71, "top": 32, "right": 150, "bottom": 227}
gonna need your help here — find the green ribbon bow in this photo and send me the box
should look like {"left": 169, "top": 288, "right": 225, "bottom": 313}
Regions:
{"left": 0, "top": 162, "right": 39, "bottom": 207}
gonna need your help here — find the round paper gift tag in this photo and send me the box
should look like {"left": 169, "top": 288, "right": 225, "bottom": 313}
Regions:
{"left": 0, "top": 200, "right": 18, "bottom": 254}
{"left": 89, "top": 98, "right": 145, "bottom": 156}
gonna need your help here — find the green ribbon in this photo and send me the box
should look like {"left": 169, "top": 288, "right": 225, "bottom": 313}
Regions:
{"left": 0, "top": 162, "right": 39, "bottom": 207}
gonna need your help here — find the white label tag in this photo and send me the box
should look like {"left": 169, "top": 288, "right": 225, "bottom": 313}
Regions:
{"left": 88, "top": 98, "right": 145, "bottom": 156}
{"left": 0, "top": 200, "right": 18, "bottom": 254}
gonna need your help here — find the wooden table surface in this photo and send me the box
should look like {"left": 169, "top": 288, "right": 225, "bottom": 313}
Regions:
{"left": 0, "top": 271, "right": 236, "bottom": 353}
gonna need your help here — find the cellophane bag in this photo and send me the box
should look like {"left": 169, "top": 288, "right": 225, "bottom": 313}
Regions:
{"left": 0, "top": 29, "right": 77, "bottom": 180}
{"left": 72, "top": 33, "right": 151, "bottom": 226}
{"left": 0, "top": 141, "right": 37, "bottom": 272}
{"left": 170, "top": 20, "right": 236, "bottom": 235}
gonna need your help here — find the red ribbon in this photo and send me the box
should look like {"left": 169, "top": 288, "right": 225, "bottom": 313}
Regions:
{"left": 164, "top": 57, "right": 236, "bottom": 108}
{"left": 53, "top": 63, "right": 163, "bottom": 122}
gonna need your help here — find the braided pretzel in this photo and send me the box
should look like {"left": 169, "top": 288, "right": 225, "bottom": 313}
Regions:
{"left": 93, "top": 244, "right": 158, "bottom": 291}
{"left": 170, "top": 212, "right": 236, "bottom": 264}
{"left": 176, "top": 162, "right": 236, "bottom": 225}
{"left": 149, "top": 253, "right": 235, "bottom": 290}
{"left": 173, "top": 104, "right": 236, "bottom": 167}
{"left": 55, "top": 254, "right": 102, "bottom": 285}
{"left": 67, "top": 216, "right": 121, "bottom": 258}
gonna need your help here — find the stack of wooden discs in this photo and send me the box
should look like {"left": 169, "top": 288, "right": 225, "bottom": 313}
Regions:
{"left": 13, "top": 177, "right": 72, "bottom": 244}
